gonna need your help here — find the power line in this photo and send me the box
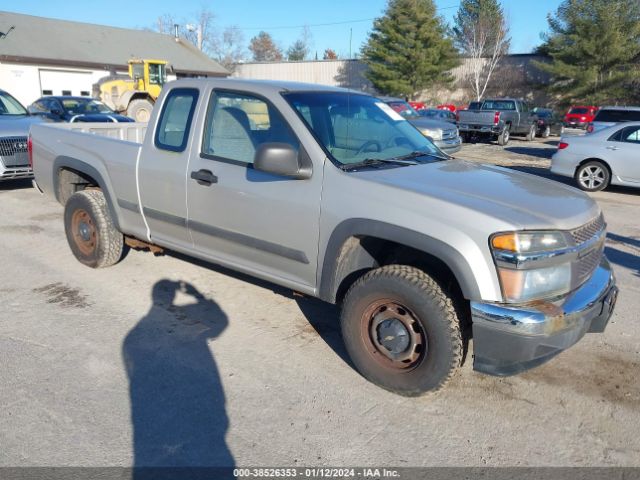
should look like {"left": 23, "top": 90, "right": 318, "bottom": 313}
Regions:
{"left": 237, "top": 4, "right": 460, "bottom": 31}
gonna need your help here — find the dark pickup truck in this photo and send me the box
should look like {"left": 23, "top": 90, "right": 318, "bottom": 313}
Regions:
{"left": 458, "top": 98, "right": 538, "bottom": 146}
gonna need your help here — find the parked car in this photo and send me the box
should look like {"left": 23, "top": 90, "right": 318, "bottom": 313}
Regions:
{"left": 551, "top": 121, "right": 640, "bottom": 191}
{"left": 437, "top": 104, "right": 457, "bottom": 112}
{"left": 533, "top": 108, "right": 564, "bottom": 138}
{"left": 409, "top": 101, "right": 427, "bottom": 111}
{"left": 31, "top": 78, "right": 617, "bottom": 396}
{"left": 587, "top": 106, "right": 640, "bottom": 133}
{"left": 381, "top": 97, "right": 461, "bottom": 154}
{"left": 418, "top": 108, "right": 457, "bottom": 124}
{"left": 564, "top": 106, "right": 598, "bottom": 129}
{"left": 0, "top": 89, "right": 43, "bottom": 180}
{"left": 28, "top": 96, "right": 134, "bottom": 123}
{"left": 457, "top": 98, "right": 537, "bottom": 145}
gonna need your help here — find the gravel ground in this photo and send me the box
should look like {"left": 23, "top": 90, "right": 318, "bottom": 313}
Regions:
{"left": 0, "top": 136, "right": 638, "bottom": 468}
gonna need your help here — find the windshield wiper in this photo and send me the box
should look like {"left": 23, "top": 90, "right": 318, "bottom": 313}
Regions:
{"left": 394, "top": 150, "right": 451, "bottom": 162}
{"left": 340, "top": 157, "right": 419, "bottom": 171}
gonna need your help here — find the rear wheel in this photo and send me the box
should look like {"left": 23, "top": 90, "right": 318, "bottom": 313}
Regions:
{"left": 497, "top": 126, "right": 510, "bottom": 146}
{"left": 340, "top": 265, "right": 463, "bottom": 396}
{"left": 127, "top": 99, "right": 154, "bottom": 122}
{"left": 541, "top": 125, "right": 551, "bottom": 138}
{"left": 525, "top": 124, "right": 536, "bottom": 141}
{"left": 64, "top": 190, "right": 123, "bottom": 268}
{"left": 575, "top": 161, "right": 610, "bottom": 192}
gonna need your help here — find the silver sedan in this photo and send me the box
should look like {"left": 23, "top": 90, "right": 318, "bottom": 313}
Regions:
{"left": 551, "top": 122, "right": 640, "bottom": 191}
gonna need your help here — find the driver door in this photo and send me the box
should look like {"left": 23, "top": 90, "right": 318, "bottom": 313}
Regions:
{"left": 186, "top": 88, "right": 323, "bottom": 290}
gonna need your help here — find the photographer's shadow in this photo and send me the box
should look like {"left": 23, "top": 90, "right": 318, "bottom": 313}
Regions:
{"left": 122, "top": 279, "right": 234, "bottom": 470}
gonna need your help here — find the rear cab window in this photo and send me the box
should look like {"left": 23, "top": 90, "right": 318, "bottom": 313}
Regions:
{"left": 481, "top": 100, "right": 516, "bottom": 111}
{"left": 595, "top": 109, "right": 640, "bottom": 123}
{"left": 155, "top": 88, "right": 199, "bottom": 152}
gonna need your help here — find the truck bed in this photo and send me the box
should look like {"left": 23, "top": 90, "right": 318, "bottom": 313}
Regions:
{"left": 31, "top": 122, "right": 148, "bottom": 239}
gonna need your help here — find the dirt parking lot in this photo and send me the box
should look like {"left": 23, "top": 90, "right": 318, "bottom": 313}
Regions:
{"left": 1, "top": 136, "right": 639, "bottom": 468}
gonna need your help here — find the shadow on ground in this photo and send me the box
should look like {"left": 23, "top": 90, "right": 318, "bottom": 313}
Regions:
{"left": 167, "top": 251, "right": 352, "bottom": 367}
{"left": 504, "top": 146, "right": 555, "bottom": 160}
{"left": 0, "top": 178, "right": 33, "bottom": 191}
{"left": 606, "top": 233, "right": 640, "bottom": 278}
{"left": 122, "top": 279, "right": 235, "bottom": 476}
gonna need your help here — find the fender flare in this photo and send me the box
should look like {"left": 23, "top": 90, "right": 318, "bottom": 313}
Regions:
{"left": 52, "top": 156, "right": 123, "bottom": 231}
{"left": 318, "top": 219, "right": 482, "bottom": 303}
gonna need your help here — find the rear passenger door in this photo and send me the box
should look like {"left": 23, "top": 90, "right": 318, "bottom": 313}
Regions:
{"left": 138, "top": 87, "right": 200, "bottom": 249}
{"left": 606, "top": 125, "right": 640, "bottom": 183}
{"left": 186, "top": 89, "right": 323, "bottom": 290}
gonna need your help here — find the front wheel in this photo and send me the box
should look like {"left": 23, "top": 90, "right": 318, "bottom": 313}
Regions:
{"left": 64, "top": 190, "right": 124, "bottom": 268}
{"left": 127, "top": 99, "right": 154, "bottom": 123}
{"left": 575, "top": 161, "right": 610, "bottom": 192}
{"left": 541, "top": 125, "right": 551, "bottom": 138}
{"left": 340, "top": 265, "right": 463, "bottom": 396}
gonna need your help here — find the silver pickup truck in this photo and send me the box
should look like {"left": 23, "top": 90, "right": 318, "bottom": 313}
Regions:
{"left": 30, "top": 79, "right": 618, "bottom": 396}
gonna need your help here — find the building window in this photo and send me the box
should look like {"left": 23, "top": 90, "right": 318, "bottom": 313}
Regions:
{"left": 42, "top": 90, "right": 53, "bottom": 96}
{"left": 62, "top": 90, "right": 72, "bottom": 96}
{"left": 80, "top": 91, "right": 90, "bottom": 97}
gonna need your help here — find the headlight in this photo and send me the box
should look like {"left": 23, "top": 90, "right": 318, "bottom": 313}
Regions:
{"left": 490, "top": 231, "right": 575, "bottom": 303}
{"left": 420, "top": 128, "right": 443, "bottom": 141}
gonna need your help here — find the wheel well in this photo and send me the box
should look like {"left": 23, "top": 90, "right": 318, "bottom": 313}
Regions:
{"left": 331, "top": 235, "right": 472, "bottom": 341}
{"left": 129, "top": 93, "right": 154, "bottom": 104}
{"left": 334, "top": 236, "right": 465, "bottom": 303}
{"left": 575, "top": 158, "right": 611, "bottom": 177}
{"left": 57, "top": 167, "right": 99, "bottom": 205}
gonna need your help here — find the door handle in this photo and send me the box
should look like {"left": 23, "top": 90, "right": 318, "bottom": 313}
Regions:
{"left": 190, "top": 169, "right": 218, "bottom": 186}
{"left": 606, "top": 146, "right": 619, "bottom": 151}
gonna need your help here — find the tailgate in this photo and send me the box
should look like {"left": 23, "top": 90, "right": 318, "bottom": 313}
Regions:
{"left": 458, "top": 110, "right": 497, "bottom": 126}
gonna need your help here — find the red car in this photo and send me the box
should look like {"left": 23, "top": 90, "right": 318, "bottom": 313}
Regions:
{"left": 564, "top": 106, "right": 598, "bottom": 129}
{"left": 409, "top": 101, "right": 427, "bottom": 111}
{"left": 437, "top": 104, "right": 457, "bottom": 112}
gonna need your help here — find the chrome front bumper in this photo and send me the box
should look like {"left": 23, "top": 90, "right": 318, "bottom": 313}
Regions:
{"left": 471, "top": 258, "right": 617, "bottom": 376}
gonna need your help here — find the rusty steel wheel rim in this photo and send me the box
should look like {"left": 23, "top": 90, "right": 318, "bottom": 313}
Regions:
{"left": 71, "top": 209, "right": 97, "bottom": 256}
{"left": 360, "top": 299, "right": 427, "bottom": 371}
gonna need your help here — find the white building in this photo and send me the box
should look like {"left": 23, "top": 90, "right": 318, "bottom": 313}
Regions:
{"left": 0, "top": 11, "right": 228, "bottom": 106}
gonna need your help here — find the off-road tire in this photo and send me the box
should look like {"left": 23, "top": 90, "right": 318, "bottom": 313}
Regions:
{"left": 341, "top": 265, "right": 463, "bottom": 396}
{"left": 127, "top": 99, "right": 154, "bottom": 123}
{"left": 64, "top": 190, "right": 123, "bottom": 268}
{"left": 497, "top": 126, "right": 510, "bottom": 146}
{"left": 525, "top": 124, "right": 536, "bottom": 141}
{"left": 575, "top": 160, "right": 610, "bottom": 192}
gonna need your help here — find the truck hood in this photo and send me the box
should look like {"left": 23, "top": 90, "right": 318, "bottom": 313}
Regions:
{"left": 0, "top": 115, "right": 44, "bottom": 137}
{"left": 355, "top": 159, "right": 599, "bottom": 230}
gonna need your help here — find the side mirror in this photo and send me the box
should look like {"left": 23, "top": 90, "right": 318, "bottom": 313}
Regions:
{"left": 253, "top": 143, "right": 312, "bottom": 179}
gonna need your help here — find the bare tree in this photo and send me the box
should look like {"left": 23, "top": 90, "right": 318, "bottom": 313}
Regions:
{"left": 453, "top": 0, "right": 510, "bottom": 101}
{"left": 212, "top": 26, "right": 246, "bottom": 70}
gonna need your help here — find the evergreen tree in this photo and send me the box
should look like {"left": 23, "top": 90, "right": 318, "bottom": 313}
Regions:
{"left": 536, "top": 0, "right": 640, "bottom": 104}
{"left": 287, "top": 40, "right": 308, "bottom": 61}
{"left": 361, "top": 0, "right": 459, "bottom": 98}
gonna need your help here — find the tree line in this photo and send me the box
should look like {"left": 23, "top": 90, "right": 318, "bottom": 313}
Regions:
{"left": 155, "top": 0, "right": 640, "bottom": 105}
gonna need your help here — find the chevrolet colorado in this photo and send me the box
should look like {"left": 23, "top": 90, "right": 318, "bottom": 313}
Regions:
{"left": 30, "top": 79, "right": 618, "bottom": 396}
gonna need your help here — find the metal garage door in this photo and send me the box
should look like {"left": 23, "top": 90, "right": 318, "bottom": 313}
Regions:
{"left": 39, "top": 69, "right": 93, "bottom": 97}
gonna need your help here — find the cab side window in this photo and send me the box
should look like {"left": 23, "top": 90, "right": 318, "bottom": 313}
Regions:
{"left": 155, "top": 88, "right": 199, "bottom": 152}
{"left": 202, "top": 91, "right": 299, "bottom": 165}
{"left": 621, "top": 126, "right": 640, "bottom": 144}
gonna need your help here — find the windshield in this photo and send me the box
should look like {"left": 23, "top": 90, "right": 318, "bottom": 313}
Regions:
{"left": 61, "top": 99, "right": 114, "bottom": 115}
{"left": 385, "top": 100, "right": 420, "bottom": 119}
{"left": 283, "top": 92, "right": 443, "bottom": 166}
{"left": 0, "top": 91, "right": 28, "bottom": 115}
{"left": 569, "top": 107, "right": 589, "bottom": 114}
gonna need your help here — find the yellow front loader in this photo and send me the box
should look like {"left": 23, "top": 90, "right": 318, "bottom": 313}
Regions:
{"left": 93, "top": 59, "right": 167, "bottom": 122}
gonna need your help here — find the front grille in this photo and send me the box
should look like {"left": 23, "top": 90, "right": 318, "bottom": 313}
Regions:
{"left": 571, "top": 213, "right": 605, "bottom": 245}
{"left": 0, "top": 136, "right": 29, "bottom": 168}
{"left": 442, "top": 129, "right": 457, "bottom": 140}
{"left": 576, "top": 245, "right": 604, "bottom": 285}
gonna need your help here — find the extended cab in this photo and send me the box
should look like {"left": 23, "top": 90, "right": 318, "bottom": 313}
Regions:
{"left": 458, "top": 98, "right": 538, "bottom": 145}
{"left": 30, "top": 79, "right": 618, "bottom": 395}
